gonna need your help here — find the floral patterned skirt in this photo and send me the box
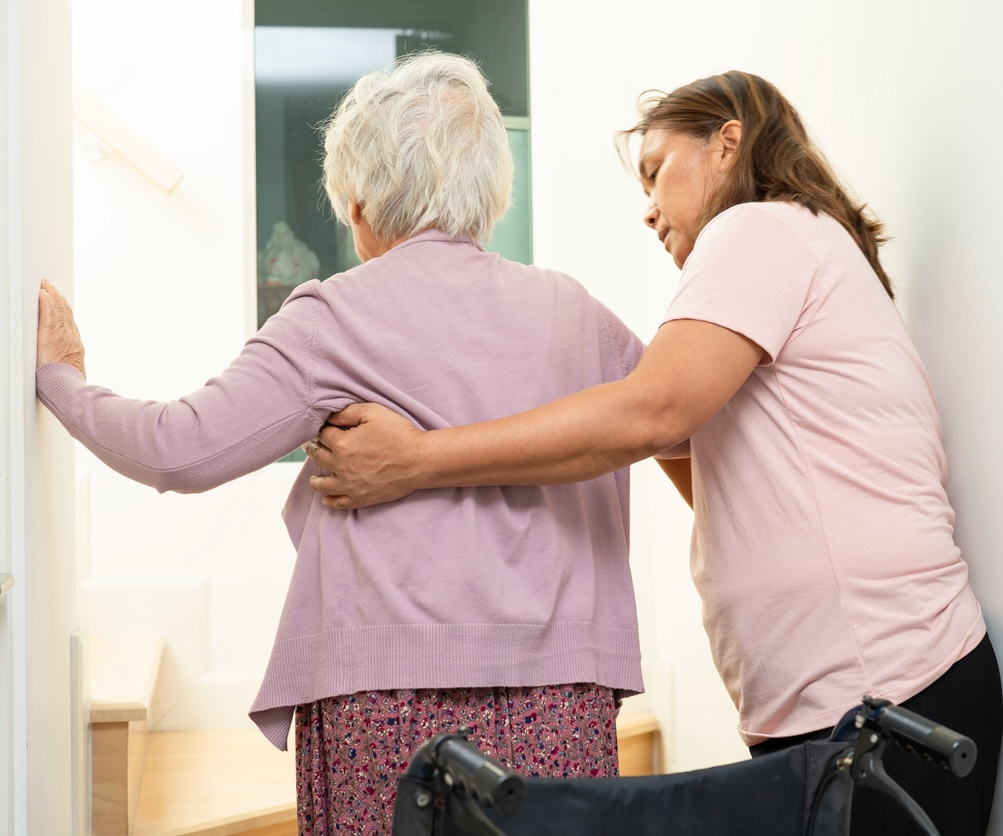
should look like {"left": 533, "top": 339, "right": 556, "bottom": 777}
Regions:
{"left": 294, "top": 683, "right": 620, "bottom": 835}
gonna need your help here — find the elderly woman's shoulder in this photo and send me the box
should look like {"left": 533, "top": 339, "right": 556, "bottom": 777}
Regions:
{"left": 510, "top": 259, "right": 597, "bottom": 295}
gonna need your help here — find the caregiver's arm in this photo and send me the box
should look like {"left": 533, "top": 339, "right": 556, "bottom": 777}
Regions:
{"left": 309, "top": 318, "right": 762, "bottom": 509}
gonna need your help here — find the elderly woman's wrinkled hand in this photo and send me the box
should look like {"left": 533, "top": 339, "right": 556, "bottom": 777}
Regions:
{"left": 37, "top": 279, "right": 86, "bottom": 377}
{"left": 304, "top": 404, "right": 423, "bottom": 510}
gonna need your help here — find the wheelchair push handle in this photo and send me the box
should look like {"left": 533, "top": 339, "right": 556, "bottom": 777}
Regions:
{"left": 401, "top": 730, "right": 529, "bottom": 814}
{"left": 434, "top": 736, "right": 526, "bottom": 815}
{"left": 861, "top": 696, "right": 977, "bottom": 778}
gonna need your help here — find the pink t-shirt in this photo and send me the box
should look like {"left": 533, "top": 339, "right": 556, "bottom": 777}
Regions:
{"left": 663, "top": 202, "right": 984, "bottom": 745}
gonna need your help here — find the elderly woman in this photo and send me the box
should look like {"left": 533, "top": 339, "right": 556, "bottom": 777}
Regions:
{"left": 36, "top": 52, "right": 644, "bottom": 833}
{"left": 306, "top": 70, "right": 1001, "bottom": 836}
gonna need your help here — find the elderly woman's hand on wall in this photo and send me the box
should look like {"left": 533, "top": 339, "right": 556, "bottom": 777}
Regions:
{"left": 37, "top": 279, "right": 86, "bottom": 378}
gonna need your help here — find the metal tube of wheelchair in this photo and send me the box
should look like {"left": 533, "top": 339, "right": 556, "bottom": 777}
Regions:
{"left": 435, "top": 738, "right": 526, "bottom": 815}
{"left": 871, "top": 703, "right": 977, "bottom": 777}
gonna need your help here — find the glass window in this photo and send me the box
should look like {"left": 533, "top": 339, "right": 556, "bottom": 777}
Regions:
{"left": 253, "top": 0, "right": 530, "bottom": 459}
{"left": 254, "top": 0, "right": 530, "bottom": 325}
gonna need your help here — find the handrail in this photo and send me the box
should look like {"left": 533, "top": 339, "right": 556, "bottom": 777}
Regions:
{"left": 72, "top": 86, "right": 184, "bottom": 194}
{"left": 0, "top": 573, "right": 13, "bottom": 596}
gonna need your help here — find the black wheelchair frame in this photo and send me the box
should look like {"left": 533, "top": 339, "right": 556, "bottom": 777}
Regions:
{"left": 390, "top": 696, "right": 976, "bottom": 836}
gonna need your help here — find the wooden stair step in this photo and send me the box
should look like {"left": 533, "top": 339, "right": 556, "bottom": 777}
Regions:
{"left": 90, "top": 632, "right": 164, "bottom": 724}
{"left": 131, "top": 728, "right": 296, "bottom": 835}
{"left": 90, "top": 632, "right": 165, "bottom": 836}
{"left": 616, "top": 710, "right": 662, "bottom": 776}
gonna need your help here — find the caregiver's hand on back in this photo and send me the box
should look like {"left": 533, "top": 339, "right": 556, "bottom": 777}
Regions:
{"left": 305, "top": 403, "right": 423, "bottom": 509}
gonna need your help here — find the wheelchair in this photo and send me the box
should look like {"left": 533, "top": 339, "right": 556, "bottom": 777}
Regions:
{"left": 390, "top": 696, "right": 976, "bottom": 836}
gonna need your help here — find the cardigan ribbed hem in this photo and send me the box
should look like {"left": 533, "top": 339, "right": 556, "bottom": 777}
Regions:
{"left": 249, "top": 620, "right": 643, "bottom": 750}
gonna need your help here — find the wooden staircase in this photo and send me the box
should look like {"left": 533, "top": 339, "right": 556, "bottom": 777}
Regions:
{"left": 88, "top": 633, "right": 296, "bottom": 836}
{"left": 89, "top": 633, "right": 165, "bottom": 834}
{"left": 88, "top": 633, "right": 659, "bottom": 835}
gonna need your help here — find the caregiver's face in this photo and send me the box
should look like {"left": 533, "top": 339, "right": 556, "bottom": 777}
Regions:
{"left": 639, "top": 126, "right": 727, "bottom": 269}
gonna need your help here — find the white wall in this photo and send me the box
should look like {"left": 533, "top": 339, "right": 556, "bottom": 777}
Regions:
{"left": 68, "top": 0, "right": 1003, "bottom": 814}
{"left": 71, "top": 0, "right": 295, "bottom": 731}
{"left": 529, "top": 0, "right": 1003, "bottom": 787}
{"left": 527, "top": 0, "right": 751, "bottom": 772}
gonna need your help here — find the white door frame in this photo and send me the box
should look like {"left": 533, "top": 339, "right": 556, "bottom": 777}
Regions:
{"left": 1, "top": 0, "right": 30, "bottom": 830}
{"left": 3, "top": 0, "right": 79, "bottom": 833}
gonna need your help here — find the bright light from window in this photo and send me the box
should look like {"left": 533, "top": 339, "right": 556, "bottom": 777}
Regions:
{"left": 254, "top": 27, "right": 397, "bottom": 88}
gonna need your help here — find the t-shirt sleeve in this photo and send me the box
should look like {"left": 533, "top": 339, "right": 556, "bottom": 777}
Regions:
{"left": 662, "top": 204, "right": 819, "bottom": 365}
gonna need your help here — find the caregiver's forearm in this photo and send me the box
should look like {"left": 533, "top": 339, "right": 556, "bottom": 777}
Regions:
{"left": 410, "top": 375, "right": 680, "bottom": 488}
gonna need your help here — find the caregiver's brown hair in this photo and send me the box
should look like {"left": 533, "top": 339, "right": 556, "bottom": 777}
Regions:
{"left": 620, "top": 70, "right": 893, "bottom": 298}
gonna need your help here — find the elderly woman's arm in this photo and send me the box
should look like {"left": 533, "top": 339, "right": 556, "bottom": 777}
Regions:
{"left": 36, "top": 281, "right": 331, "bottom": 493}
{"left": 308, "top": 318, "right": 762, "bottom": 509}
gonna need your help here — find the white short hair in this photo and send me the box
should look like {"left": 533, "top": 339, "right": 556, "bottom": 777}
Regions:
{"left": 322, "top": 51, "right": 513, "bottom": 244}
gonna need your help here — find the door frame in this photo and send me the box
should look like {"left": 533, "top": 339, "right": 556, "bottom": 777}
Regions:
{"left": 2, "top": 0, "right": 79, "bottom": 833}
{"left": 1, "top": 0, "right": 30, "bottom": 831}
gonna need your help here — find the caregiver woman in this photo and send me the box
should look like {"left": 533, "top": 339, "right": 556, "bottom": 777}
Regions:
{"left": 307, "top": 70, "right": 1003, "bottom": 836}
